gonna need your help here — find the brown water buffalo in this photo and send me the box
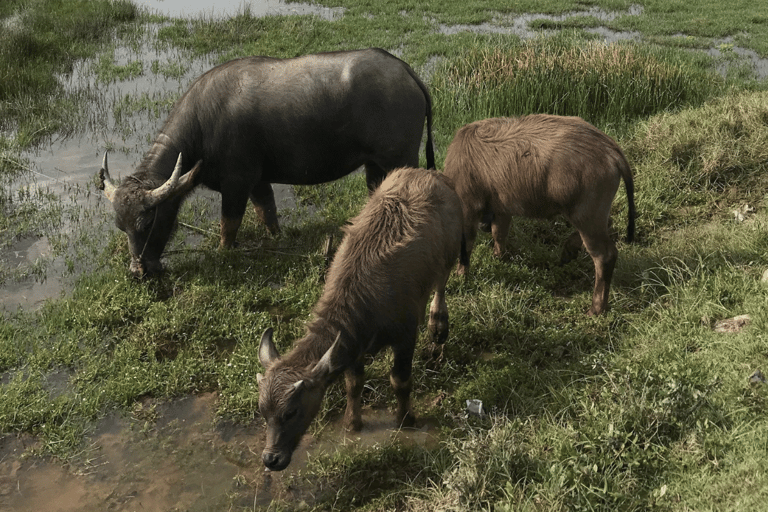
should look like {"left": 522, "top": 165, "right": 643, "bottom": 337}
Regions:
{"left": 256, "top": 167, "right": 466, "bottom": 471}
{"left": 98, "top": 48, "right": 435, "bottom": 277}
{"left": 443, "top": 114, "right": 636, "bottom": 315}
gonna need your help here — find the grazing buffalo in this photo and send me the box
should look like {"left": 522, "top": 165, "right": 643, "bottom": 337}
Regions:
{"left": 98, "top": 48, "right": 435, "bottom": 277}
{"left": 443, "top": 114, "right": 636, "bottom": 315}
{"left": 256, "top": 167, "right": 466, "bottom": 471}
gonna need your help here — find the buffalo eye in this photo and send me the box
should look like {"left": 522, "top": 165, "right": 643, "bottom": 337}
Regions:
{"left": 282, "top": 408, "right": 298, "bottom": 422}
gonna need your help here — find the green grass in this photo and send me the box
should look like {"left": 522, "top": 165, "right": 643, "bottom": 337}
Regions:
{"left": 2, "top": 0, "right": 768, "bottom": 510}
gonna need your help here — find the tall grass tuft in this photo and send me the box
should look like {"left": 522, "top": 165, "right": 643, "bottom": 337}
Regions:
{"left": 431, "top": 34, "right": 721, "bottom": 142}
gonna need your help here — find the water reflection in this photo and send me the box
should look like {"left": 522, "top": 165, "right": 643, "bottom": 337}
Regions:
{"left": 134, "top": 0, "right": 344, "bottom": 20}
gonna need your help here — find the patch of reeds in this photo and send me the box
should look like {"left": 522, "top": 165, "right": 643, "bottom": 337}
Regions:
{"left": 431, "top": 34, "right": 721, "bottom": 140}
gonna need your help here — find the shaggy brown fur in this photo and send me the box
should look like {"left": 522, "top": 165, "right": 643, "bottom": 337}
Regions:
{"left": 256, "top": 167, "right": 465, "bottom": 471}
{"left": 443, "top": 114, "right": 635, "bottom": 315}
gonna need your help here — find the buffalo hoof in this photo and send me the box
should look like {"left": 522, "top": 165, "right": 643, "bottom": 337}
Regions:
{"left": 266, "top": 224, "right": 280, "bottom": 237}
{"left": 424, "top": 342, "right": 445, "bottom": 371}
{"left": 397, "top": 411, "right": 416, "bottom": 429}
{"left": 428, "top": 313, "right": 449, "bottom": 345}
{"left": 130, "top": 258, "right": 163, "bottom": 279}
{"left": 344, "top": 416, "right": 363, "bottom": 432}
{"left": 587, "top": 305, "right": 607, "bottom": 316}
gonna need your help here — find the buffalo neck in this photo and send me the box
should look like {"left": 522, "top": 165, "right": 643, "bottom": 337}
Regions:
{"left": 135, "top": 132, "right": 197, "bottom": 185}
{"left": 281, "top": 318, "right": 360, "bottom": 374}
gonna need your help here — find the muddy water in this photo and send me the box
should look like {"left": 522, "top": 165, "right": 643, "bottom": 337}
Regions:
{"left": 0, "top": 393, "right": 439, "bottom": 511}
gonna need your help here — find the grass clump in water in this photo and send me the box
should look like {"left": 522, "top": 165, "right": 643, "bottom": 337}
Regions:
{"left": 0, "top": 0, "right": 138, "bottom": 146}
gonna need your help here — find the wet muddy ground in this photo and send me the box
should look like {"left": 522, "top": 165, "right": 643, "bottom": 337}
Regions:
{"left": 0, "top": 393, "right": 439, "bottom": 511}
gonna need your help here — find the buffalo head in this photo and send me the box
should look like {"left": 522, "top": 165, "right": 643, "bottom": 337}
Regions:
{"left": 256, "top": 328, "right": 343, "bottom": 471}
{"left": 99, "top": 152, "right": 202, "bottom": 278}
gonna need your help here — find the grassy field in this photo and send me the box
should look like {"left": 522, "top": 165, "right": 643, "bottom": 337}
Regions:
{"left": 1, "top": 0, "right": 768, "bottom": 510}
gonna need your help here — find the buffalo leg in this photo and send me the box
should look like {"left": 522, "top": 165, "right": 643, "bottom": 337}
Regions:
{"left": 220, "top": 187, "right": 249, "bottom": 248}
{"left": 490, "top": 212, "right": 513, "bottom": 258}
{"left": 580, "top": 231, "right": 618, "bottom": 316}
{"left": 457, "top": 206, "right": 481, "bottom": 276}
{"left": 389, "top": 325, "right": 417, "bottom": 427}
{"left": 249, "top": 182, "right": 280, "bottom": 235}
{"left": 560, "top": 231, "right": 584, "bottom": 265}
{"left": 364, "top": 162, "right": 387, "bottom": 193}
{"left": 427, "top": 271, "right": 451, "bottom": 366}
{"left": 479, "top": 210, "right": 494, "bottom": 233}
{"left": 428, "top": 276, "right": 450, "bottom": 344}
{"left": 344, "top": 362, "right": 365, "bottom": 432}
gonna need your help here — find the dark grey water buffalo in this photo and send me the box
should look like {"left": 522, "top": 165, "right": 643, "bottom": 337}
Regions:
{"left": 256, "top": 167, "right": 466, "bottom": 471}
{"left": 443, "top": 114, "right": 636, "bottom": 315}
{"left": 98, "top": 48, "right": 435, "bottom": 277}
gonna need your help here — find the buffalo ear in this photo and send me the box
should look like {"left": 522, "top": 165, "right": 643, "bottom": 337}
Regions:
{"left": 256, "top": 373, "right": 264, "bottom": 385}
{"left": 310, "top": 332, "right": 343, "bottom": 383}
{"left": 259, "top": 328, "right": 280, "bottom": 367}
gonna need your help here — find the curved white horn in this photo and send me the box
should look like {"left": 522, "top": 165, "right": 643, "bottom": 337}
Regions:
{"left": 144, "top": 153, "right": 185, "bottom": 208}
{"left": 259, "top": 328, "right": 280, "bottom": 367}
{"left": 98, "top": 151, "right": 118, "bottom": 203}
{"left": 311, "top": 332, "right": 343, "bottom": 381}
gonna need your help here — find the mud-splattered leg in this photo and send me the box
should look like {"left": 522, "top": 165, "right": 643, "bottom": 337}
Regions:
{"left": 249, "top": 182, "right": 280, "bottom": 235}
{"left": 389, "top": 324, "right": 417, "bottom": 428}
{"left": 220, "top": 186, "right": 249, "bottom": 248}
{"left": 580, "top": 230, "right": 618, "bottom": 316}
{"left": 457, "top": 206, "right": 481, "bottom": 276}
{"left": 344, "top": 361, "right": 365, "bottom": 432}
{"left": 490, "top": 212, "right": 512, "bottom": 258}
{"left": 427, "top": 270, "right": 451, "bottom": 367}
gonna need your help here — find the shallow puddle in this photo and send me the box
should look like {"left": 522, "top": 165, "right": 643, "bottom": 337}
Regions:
{"left": 0, "top": 393, "right": 439, "bottom": 511}
{"left": 134, "top": 0, "right": 344, "bottom": 20}
{"left": 438, "top": 4, "right": 644, "bottom": 41}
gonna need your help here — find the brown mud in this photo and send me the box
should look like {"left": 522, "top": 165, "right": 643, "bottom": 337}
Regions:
{"left": 0, "top": 393, "right": 440, "bottom": 511}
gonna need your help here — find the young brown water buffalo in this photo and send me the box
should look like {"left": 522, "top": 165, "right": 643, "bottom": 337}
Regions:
{"left": 98, "top": 48, "right": 435, "bottom": 278}
{"left": 443, "top": 114, "right": 636, "bottom": 316}
{"left": 256, "top": 167, "right": 465, "bottom": 471}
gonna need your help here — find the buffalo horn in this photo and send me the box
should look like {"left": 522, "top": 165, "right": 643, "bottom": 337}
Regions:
{"left": 259, "top": 328, "right": 280, "bottom": 367}
{"left": 99, "top": 151, "right": 118, "bottom": 203}
{"left": 144, "top": 153, "right": 186, "bottom": 208}
{"left": 311, "top": 332, "right": 343, "bottom": 381}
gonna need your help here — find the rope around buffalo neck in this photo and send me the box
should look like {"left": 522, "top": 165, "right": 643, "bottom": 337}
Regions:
{"left": 137, "top": 207, "right": 159, "bottom": 272}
